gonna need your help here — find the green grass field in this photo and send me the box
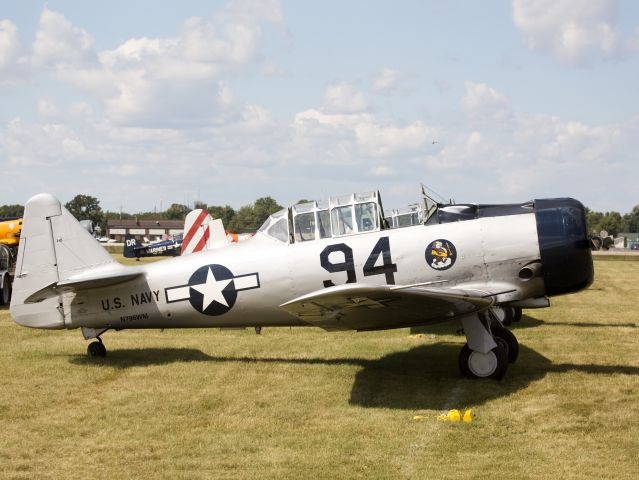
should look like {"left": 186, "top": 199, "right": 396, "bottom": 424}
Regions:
{"left": 1, "top": 257, "right": 638, "bottom": 479}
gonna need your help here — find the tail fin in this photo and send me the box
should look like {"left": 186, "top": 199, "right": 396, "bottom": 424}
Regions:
{"left": 181, "top": 209, "right": 213, "bottom": 255}
{"left": 10, "top": 193, "right": 117, "bottom": 329}
{"left": 123, "top": 233, "right": 139, "bottom": 258}
{"left": 208, "top": 218, "right": 230, "bottom": 248}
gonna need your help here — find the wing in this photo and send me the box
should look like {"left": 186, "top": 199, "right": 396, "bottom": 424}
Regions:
{"left": 280, "top": 283, "right": 495, "bottom": 331}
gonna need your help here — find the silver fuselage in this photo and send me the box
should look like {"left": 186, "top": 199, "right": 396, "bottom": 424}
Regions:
{"left": 64, "top": 212, "right": 543, "bottom": 330}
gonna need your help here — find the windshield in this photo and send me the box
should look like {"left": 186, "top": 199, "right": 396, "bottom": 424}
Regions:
{"left": 258, "top": 209, "right": 289, "bottom": 242}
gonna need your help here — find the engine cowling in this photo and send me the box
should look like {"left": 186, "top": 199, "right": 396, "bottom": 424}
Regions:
{"left": 534, "top": 198, "right": 594, "bottom": 296}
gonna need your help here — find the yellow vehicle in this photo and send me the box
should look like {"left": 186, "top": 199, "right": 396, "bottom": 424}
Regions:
{"left": 0, "top": 218, "right": 22, "bottom": 246}
{"left": 0, "top": 218, "right": 20, "bottom": 304}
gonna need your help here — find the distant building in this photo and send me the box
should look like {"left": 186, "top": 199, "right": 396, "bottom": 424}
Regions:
{"left": 618, "top": 232, "right": 639, "bottom": 247}
{"left": 107, "top": 219, "right": 184, "bottom": 242}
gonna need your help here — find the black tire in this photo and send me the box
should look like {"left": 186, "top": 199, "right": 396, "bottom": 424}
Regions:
{"left": 0, "top": 278, "right": 10, "bottom": 306}
{"left": 458, "top": 343, "right": 508, "bottom": 380}
{"left": 87, "top": 341, "right": 107, "bottom": 357}
{"left": 513, "top": 307, "right": 523, "bottom": 322}
{"left": 491, "top": 324, "right": 519, "bottom": 363}
{"left": 491, "top": 306, "right": 515, "bottom": 326}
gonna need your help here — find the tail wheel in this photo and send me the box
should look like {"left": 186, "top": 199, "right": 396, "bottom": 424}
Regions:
{"left": 87, "top": 341, "right": 107, "bottom": 357}
{"left": 459, "top": 344, "right": 508, "bottom": 380}
{"left": 491, "top": 324, "right": 519, "bottom": 363}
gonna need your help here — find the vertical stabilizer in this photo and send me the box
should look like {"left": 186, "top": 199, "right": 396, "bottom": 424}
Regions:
{"left": 10, "top": 193, "right": 117, "bottom": 329}
{"left": 181, "top": 209, "right": 213, "bottom": 255}
{"left": 123, "top": 233, "right": 139, "bottom": 258}
{"left": 208, "top": 218, "right": 230, "bottom": 248}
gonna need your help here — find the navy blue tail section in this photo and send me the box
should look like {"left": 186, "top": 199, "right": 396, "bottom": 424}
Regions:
{"left": 123, "top": 234, "right": 139, "bottom": 258}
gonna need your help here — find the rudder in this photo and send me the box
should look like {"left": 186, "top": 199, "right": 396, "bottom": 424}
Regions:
{"left": 10, "top": 193, "right": 117, "bottom": 329}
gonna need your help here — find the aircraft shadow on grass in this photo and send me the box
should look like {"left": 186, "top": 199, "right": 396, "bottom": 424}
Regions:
{"left": 513, "top": 314, "right": 638, "bottom": 330}
{"left": 69, "top": 339, "right": 639, "bottom": 410}
{"left": 410, "top": 314, "right": 638, "bottom": 334}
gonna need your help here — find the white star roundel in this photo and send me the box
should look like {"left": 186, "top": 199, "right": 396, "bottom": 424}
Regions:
{"left": 188, "top": 264, "right": 236, "bottom": 315}
{"left": 164, "top": 264, "right": 260, "bottom": 316}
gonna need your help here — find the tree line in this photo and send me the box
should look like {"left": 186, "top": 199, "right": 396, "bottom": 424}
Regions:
{"left": 2, "top": 196, "right": 638, "bottom": 237}
{"left": 585, "top": 206, "right": 639, "bottom": 236}
{"left": 0, "top": 195, "right": 283, "bottom": 235}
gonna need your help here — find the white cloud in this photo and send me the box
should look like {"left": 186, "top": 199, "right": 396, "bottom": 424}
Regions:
{"left": 512, "top": 0, "right": 636, "bottom": 64}
{"left": 461, "top": 82, "right": 508, "bottom": 114}
{"left": 355, "top": 121, "right": 433, "bottom": 157}
{"left": 1, "top": 77, "right": 638, "bottom": 213}
{"left": 289, "top": 82, "right": 435, "bottom": 160}
{"left": 0, "top": 117, "right": 87, "bottom": 167}
{"left": 0, "top": 19, "right": 20, "bottom": 70}
{"left": 461, "top": 81, "right": 511, "bottom": 125}
{"left": 31, "top": 7, "right": 95, "bottom": 68}
{"left": 294, "top": 105, "right": 434, "bottom": 159}
{"left": 465, "top": 131, "right": 483, "bottom": 153}
{"left": 0, "top": 2, "right": 636, "bottom": 213}
{"left": 368, "top": 165, "right": 394, "bottom": 176}
{"left": 26, "top": 2, "right": 284, "bottom": 127}
{"left": 418, "top": 81, "right": 636, "bottom": 205}
{"left": 0, "top": 19, "right": 27, "bottom": 83}
{"left": 322, "top": 82, "right": 368, "bottom": 114}
{"left": 372, "top": 68, "right": 402, "bottom": 94}
{"left": 37, "top": 98, "right": 59, "bottom": 118}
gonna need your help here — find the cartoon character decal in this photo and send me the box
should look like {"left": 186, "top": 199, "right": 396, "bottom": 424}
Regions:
{"left": 425, "top": 239, "right": 457, "bottom": 271}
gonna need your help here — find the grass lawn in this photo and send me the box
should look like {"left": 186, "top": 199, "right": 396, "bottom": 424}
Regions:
{"left": 0, "top": 257, "right": 637, "bottom": 479}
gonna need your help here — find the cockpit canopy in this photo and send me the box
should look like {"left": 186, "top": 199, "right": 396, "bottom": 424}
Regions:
{"left": 257, "top": 185, "right": 533, "bottom": 244}
{"left": 258, "top": 191, "right": 385, "bottom": 243}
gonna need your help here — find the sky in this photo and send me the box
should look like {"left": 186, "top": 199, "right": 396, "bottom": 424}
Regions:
{"left": 1, "top": 0, "right": 638, "bottom": 214}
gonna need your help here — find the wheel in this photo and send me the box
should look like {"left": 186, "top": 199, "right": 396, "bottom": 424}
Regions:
{"left": 87, "top": 341, "right": 107, "bottom": 357}
{"left": 459, "top": 343, "right": 508, "bottom": 380}
{"left": 491, "top": 324, "right": 519, "bottom": 363}
{"left": 0, "top": 278, "right": 10, "bottom": 306}
{"left": 513, "top": 307, "right": 523, "bottom": 322}
{"left": 490, "top": 306, "right": 515, "bottom": 326}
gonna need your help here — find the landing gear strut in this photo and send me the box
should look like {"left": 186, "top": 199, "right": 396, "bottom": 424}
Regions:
{"left": 82, "top": 327, "right": 109, "bottom": 358}
{"left": 87, "top": 338, "right": 107, "bottom": 357}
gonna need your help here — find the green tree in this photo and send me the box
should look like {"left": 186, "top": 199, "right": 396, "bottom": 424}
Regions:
{"left": 0, "top": 204, "right": 24, "bottom": 218}
{"left": 599, "top": 212, "right": 623, "bottom": 236}
{"left": 104, "top": 211, "right": 133, "bottom": 222}
{"left": 253, "top": 197, "right": 282, "bottom": 223}
{"left": 208, "top": 205, "right": 236, "bottom": 227}
{"left": 622, "top": 205, "right": 639, "bottom": 233}
{"left": 65, "top": 195, "right": 103, "bottom": 229}
{"left": 228, "top": 197, "right": 282, "bottom": 233}
{"left": 165, "top": 203, "right": 190, "bottom": 220}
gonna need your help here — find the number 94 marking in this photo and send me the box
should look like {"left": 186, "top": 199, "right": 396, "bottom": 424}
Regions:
{"left": 320, "top": 237, "right": 397, "bottom": 287}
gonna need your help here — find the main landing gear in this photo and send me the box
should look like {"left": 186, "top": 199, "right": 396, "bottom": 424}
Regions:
{"left": 458, "top": 310, "right": 520, "bottom": 380}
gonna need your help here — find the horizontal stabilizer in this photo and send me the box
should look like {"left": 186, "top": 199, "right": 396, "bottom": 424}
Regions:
{"left": 24, "top": 269, "right": 144, "bottom": 303}
{"left": 280, "top": 283, "right": 495, "bottom": 331}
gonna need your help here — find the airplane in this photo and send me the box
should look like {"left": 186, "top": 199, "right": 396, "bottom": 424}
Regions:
{"left": 0, "top": 217, "right": 22, "bottom": 246}
{"left": 10, "top": 189, "right": 594, "bottom": 380}
{"left": 123, "top": 209, "right": 251, "bottom": 259}
{"left": 123, "top": 234, "right": 183, "bottom": 259}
